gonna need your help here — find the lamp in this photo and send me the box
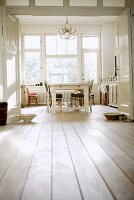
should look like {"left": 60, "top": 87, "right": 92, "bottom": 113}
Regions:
{"left": 58, "top": 17, "right": 76, "bottom": 40}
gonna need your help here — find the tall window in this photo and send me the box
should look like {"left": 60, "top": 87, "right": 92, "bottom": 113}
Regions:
{"left": 82, "top": 35, "right": 100, "bottom": 83}
{"left": 23, "top": 35, "right": 41, "bottom": 84}
{"left": 22, "top": 34, "right": 101, "bottom": 85}
{"left": 45, "top": 35, "right": 78, "bottom": 83}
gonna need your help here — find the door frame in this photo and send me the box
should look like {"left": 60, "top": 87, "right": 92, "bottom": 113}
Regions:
{"left": 129, "top": 7, "right": 134, "bottom": 120}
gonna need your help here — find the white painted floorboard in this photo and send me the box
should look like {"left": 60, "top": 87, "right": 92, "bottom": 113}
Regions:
{"left": 0, "top": 105, "right": 134, "bottom": 200}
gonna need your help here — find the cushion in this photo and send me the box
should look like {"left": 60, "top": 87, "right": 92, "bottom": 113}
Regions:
{"left": 29, "top": 92, "right": 38, "bottom": 96}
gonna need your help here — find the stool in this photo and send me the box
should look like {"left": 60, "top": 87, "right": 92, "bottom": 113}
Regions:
{"left": 75, "top": 93, "right": 84, "bottom": 107}
{"left": 70, "top": 92, "right": 84, "bottom": 107}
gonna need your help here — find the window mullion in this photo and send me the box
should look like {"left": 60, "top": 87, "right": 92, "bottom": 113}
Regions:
{"left": 78, "top": 33, "right": 82, "bottom": 82}
{"left": 41, "top": 33, "right": 45, "bottom": 82}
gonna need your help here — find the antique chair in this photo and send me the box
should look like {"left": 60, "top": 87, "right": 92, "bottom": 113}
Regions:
{"left": 25, "top": 87, "right": 38, "bottom": 106}
{"left": 44, "top": 81, "right": 63, "bottom": 111}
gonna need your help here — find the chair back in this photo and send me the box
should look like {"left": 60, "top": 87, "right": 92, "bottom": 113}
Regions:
{"left": 25, "top": 86, "right": 29, "bottom": 96}
{"left": 44, "top": 81, "right": 51, "bottom": 93}
{"left": 44, "top": 81, "right": 48, "bottom": 92}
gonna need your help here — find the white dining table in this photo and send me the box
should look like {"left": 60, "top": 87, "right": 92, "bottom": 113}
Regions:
{"left": 49, "top": 83, "right": 90, "bottom": 113}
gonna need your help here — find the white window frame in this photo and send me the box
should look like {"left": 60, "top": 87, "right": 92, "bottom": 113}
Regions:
{"left": 21, "top": 33, "right": 42, "bottom": 84}
{"left": 45, "top": 34, "right": 79, "bottom": 83}
{"left": 21, "top": 33, "right": 102, "bottom": 84}
{"left": 81, "top": 34, "right": 101, "bottom": 84}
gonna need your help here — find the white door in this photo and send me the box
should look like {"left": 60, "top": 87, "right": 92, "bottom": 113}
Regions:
{"left": 117, "top": 9, "right": 132, "bottom": 114}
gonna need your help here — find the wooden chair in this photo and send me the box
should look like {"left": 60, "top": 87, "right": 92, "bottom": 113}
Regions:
{"left": 25, "top": 87, "right": 38, "bottom": 106}
{"left": 44, "top": 81, "right": 62, "bottom": 111}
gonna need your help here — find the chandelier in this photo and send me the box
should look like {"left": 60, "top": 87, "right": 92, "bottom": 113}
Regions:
{"left": 58, "top": 17, "right": 76, "bottom": 40}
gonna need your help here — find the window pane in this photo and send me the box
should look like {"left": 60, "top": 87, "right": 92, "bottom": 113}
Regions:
{"left": 24, "top": 36, "right": 40, "bottom": 49}
{"left": 83, "top": 52, "right": 97, "bottom": 82}
{"left": 46, "top": 36, "right": 56, "bottom": 55}
{"left": 67, "top": 37, "right": 77, "bottom": 54}
{"left": 57, "top": 36, "right": 66, "bottom": 54}
{"left": 46, "top": 58, "right": 78, "bottom": 83}
{"left": 24, "top": 52, "right": 40, "bottom": 84}
{"left": 83, "top": 36, "right": 99, "bottom": 49}
{"left": 46, "top": 35, "right": 77, "bottom": 55}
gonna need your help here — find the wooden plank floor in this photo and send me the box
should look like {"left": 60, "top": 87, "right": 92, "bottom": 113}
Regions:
{"left": 0, "top": 105, "right": 134, "bottom": 200}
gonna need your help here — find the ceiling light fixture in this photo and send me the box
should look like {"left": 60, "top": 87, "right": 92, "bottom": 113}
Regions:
{"left": 58, "top": 16, "right": 76, "bottom": 40}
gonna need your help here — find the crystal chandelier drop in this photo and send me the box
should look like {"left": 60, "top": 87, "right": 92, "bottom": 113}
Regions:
{"left": 58, "top": 17, "right": 76, "bottom": 40}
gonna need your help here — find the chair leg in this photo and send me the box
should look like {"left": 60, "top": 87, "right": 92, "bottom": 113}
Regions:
{"left": 75, "top": 99, "right": 79, "bottom": 107}
{"left": 82, "top": 99, "right": 84, "bottom": 107}
{"left": 46, "top": 98, "right": 50, "bottom": 111}
{"left": 71, "top": 97, "right": 75, "bottom": 107}
{"left": 50, "top": 99, "right": 52, "bottom": 108}
{"left": 73, "top": 98, "right": 76, "bottom": 107}
{"left": 92, "top": 96, "right": 95, "bottom": 105}
{"left": 79, "top": 99, "right": 82, "bottom": 106}
{"left": 28, "top": 97, "right": 30, "bottom": 106}
{"left": 70, "top": 98, "right": 73, "bottom": 107}
{"left": 36, "top": 97, "right": 38, "bottom": 105}
{"left": 89, "top": 100, "right": 92, "bottom": 111}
